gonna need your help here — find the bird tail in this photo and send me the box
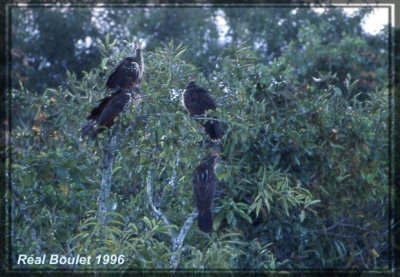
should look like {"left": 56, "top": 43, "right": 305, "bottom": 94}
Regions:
{"left": 81, "top": 122, "right": 97, "bottom": 139}
{"left": 198, "top": 209, "right": 213, "bottom": 233}
{"left": 204, "top": 119, "right": 224, "bottom": 140}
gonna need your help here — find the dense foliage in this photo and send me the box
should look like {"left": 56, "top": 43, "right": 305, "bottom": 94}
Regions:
{"left": 9, "top": 6, "right": 389, "bottom": 272}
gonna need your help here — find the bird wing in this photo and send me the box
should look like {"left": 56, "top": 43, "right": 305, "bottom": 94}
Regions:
{"left": 197, "top": 88, "right": 217, "bottom": 110}
{"left": 183, "top": 90, "right": 202, "bottom": 115}
{"left": 96, "top": 91, "right": 131, "bottom": 128}
{"left": 204, "top": 119, "right": 223, "bottom": 140}
{"left": 193, "top": 163, "right": 215, "bottom": 210}
{"left": 86, "top": 95, "right": 114, "bottom": 121}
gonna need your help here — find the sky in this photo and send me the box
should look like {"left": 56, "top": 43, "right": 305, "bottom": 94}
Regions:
{"left": 214, "top": 7, "right": 389, "bottom": 44}
{"left": 361, "top": 8, "right": 389, "bottom": 35}
{"left": 314, "top": 7, "right": 390, "bottom": 35}
{"left": 19, "top": 5, "right": 391, "bottom": 52}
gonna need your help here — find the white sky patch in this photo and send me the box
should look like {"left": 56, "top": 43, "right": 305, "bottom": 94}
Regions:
{"left": 312, "top": 7, "right": 326, "bottom": 14}
{"left": 313, "top": 7, "right": 389, "bottom": 35}
{"left": 85, "top": 36, "right": 93, "bottom": 48}
{"left": 342, "top": 7, "right": 359, "bottom": 15}
{"left": 170, "top": 88, "right": 181, "bottom": 101}
{"left": 342, "top": 7, "right": 389, "bottom": 35}
{"left": 91, "top": 7, "right": 106, "bottom": 30}
{"left": 362, "top": 8, "right": 389, "bottom": 35}
{"left": 76, "top": 36, "right": 93, "bottom": 49}
{"left": 215, "top": 9, "right": 230, "bottom": 45}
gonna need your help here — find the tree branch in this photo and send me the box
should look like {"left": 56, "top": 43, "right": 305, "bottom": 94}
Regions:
{"left": 168, "top": 150, "right": 180, "bottom": 193}
{"left": 170, "top": 210, "right": 198, "bottom": 270}
{"left": 146, "top": 169, "right": 198, "bottom": 270}
{"left": 97, "top": 135, "right": 117, "bottom": 226}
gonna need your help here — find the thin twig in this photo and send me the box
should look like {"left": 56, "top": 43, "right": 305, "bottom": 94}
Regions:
{"left": 192, "top": 116, "right": 228, "bottom": 123}
{"left": 146, "top": 170, "right": 171, "bottom": 227}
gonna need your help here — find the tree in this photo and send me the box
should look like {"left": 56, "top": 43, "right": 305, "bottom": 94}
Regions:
{"left": 11, "top": 6, "right": 387, "bottom": 94}
{"left": 11, "top": 7, "right": 101, "bottom": 91}
{"left": 10, "top": 33, "right": 389, "bottom": 270}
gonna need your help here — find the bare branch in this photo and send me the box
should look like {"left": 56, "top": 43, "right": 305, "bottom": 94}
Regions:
{"left": 168, "top": 150, "right": 180, "bottom": 193}
{"left": 146, "top": 169, "right": 198, "bottom": 270}
{"left": 170, "top": 210, "right": 198, "bottom": 270}
{"left": 146, "top": 169, "right": 179, "bottom": 254}
{"left": 97, "top": 135, "right": 117, "bottom": 226}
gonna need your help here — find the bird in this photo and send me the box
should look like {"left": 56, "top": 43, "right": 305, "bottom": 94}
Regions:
{"left": 182, "top": 80, "right": 224, "bottom": 140}
{"left": 105, "top": 43, "right": 144, "bottom": 90}
{"left": 81, "top": 87, "right": 141, "bottom": 138}
{"left": 192, "top": 153, "right": 218, "bottom": 233}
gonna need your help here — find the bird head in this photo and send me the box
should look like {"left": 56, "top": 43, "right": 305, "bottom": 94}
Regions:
{"left": 135, "top": 42, "right": 142, "bottom": 57}
{"left": 185, "top": 76, "right": 197, "bottom": 90}
{"left": 185, "top": 81, "right": 196, "bottom": 89}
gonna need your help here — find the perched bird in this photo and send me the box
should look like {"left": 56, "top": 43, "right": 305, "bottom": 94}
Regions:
{"left": 81, "top": 87, "right": 141, "bottom": 138}
{"left": 192, "top": 154, "right": 218, "bottom": 233}
{"left": 106, "top": 43, "right": 144, "bottom": 90}
{"left": 183, "top": 80, "right": 224, "bottom": 140}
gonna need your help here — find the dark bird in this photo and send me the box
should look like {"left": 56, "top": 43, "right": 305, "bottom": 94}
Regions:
{"left": 81, "top": 87, "right": 141, "bottom": 138}
{"left": 193, "top": 154, "right": 218, "bottom": 233}
{"left": 106, "top": 43, "right": 144, "bottom": 90}
{"left": 183, "top": 80, "right": 224, "bottom": 140}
